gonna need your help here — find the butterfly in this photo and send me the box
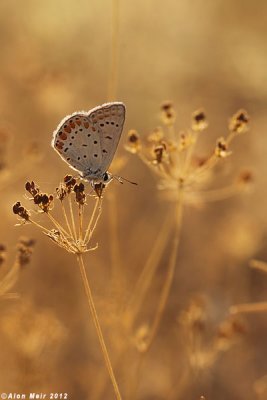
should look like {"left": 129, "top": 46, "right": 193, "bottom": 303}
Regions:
{"left": 52, "top": 102, "right": 126, "bottom": 185}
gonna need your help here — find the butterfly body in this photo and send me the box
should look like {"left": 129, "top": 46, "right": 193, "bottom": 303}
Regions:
{"left": 52, "top": 102, "right": 126, "bottom": 184}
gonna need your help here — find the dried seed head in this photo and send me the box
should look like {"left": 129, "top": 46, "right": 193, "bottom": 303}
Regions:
{"left": 93, "top": 182, "right": 105, "bottom": 198}
{"left": 64, "top": 175, "right": 76, "bottom": 193}
{"left": 229, "top": 109, "right": 249, "bottom": 134}
{"left": 192, "top": 109, "right": 208, "bottom": 132}
{"left": 0, "top": 244, "right": 6, "bottom": 266}
{"left": 135, "top": 324, "right": 150, "bottom": 353}
{"left": 34, "top": 193, "right": 53, "bottom": 212}
{"left": 215, "top": 138, "right": 231, "bottom": 158}
{"left": 13, "top": 202, "right": 30, "bottom": 221}
{"left": 16, "top": 237, "right": 35, "bottom": 267}
{"left": 25, "top": 181, "right": 39, "bottom": 198}
{"left": 74, "top": 183, "right": 86, "bottom": 205}
{"left": 160, "top": 101, "right": 176, "bottom": 126}
{"left": 125, "top": 130, "right": 141, "bottom": 154}
{"left": 56, "top": 183, "right": 67, "bottom": 201}
{"left": 152, "top": 142, "right": 168, "bottom": 164}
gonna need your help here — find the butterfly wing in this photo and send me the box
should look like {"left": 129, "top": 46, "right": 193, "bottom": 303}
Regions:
{"left": 88, "top": 102, "right": 126, "bottom": 174}
{"left": 52, "top": 102, "right": 125, "bottom": 177}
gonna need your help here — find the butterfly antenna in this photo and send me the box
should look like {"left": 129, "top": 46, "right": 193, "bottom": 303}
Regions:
{"left": 114, "top": 175, "right": 138, "bottom": 185}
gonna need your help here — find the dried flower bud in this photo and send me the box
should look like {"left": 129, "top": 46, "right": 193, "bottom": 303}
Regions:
{"left": 160, "top": 101, "right": 176, "bottom": 126}
{"left": 34, "top": 193, "right": 53, "bottom": 212}
{"left": 0, "top": 244, "right": 6, "bottom": 266}
{"left": 229, "top": 109, "right": 249, "bottom": 134}
{"left": 135, "top": 324, "right": 150, "bottom": 353}
{"left": 125, "top": 130, "right": 141, "bottom": 154}
{"left": 192, "top": 109, "right": 208, "bottom": 132}
{"left": 64, "top": 175, "right": 76, "bottom": 193}
{"left": 13, "top": 202, "right": 30, "bottom": 221}
{"left": 25, "top": 181, "right": 39, "bottom": 198}
{"left": 215, "top": 138, "right": 231, "bottom": 158}
{"left": 56, "top": 184, "right": 67, "bottom": 201}
{"left": 93, "top": 182, "right": 105, "bottom": 198}
{"left": 152, "top": 142, "right": 167, "bottom": 164}
{"left": 16, "top": 237, "right": 35, "bottom": 267}
{"left": 74, "top": 183, "right": 86, "bottom": 205}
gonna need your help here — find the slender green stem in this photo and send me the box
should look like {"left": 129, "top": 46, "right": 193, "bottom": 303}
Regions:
{"left": 77, "top": 254, "right": 122, "bottom": 400}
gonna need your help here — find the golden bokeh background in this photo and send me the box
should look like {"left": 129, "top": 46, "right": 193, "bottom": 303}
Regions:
{"left": 1, "top": 1, "right": 267, "bottom": 399}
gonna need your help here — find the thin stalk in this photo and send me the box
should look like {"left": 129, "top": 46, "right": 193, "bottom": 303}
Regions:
{"left": 108, "top": 190, "right": 123, "bottom": 284}
{"left": 250, "top": 259, "right": 267, "bottom": 274}
{"left": 230, "top": 302, "right": 267, "bottom": 314}
{"left": 0, "top": 261, "right": 20, "bottom": 296}
{"left": 47, "top": 213, "right": 70, "bottom": 237}
{"left": 84, "top": 198, "right": 101, "bottom": 243}
{"left": 193, "top": 183, "right": 240, "bottom": 203}
{"left": 108, "top": 0, "right": 119, "bottom": 101}
{"left": 78, "top": 204, "right": 84, "bottom": 241}
{"left": 143, "top": 191, "right": 184, "bottom": 351}
{"left": 125, "top": 210, "right": 173, "bottom": 328}
{"left": 30, "top": 219, "right": 51, "bottom": 234}
{"left": 61, "top": 201, "right": 73, "bottom": 237}
{"left": 86, "top": 205, "right": 102, "bottom": 245}
{"left": 68, "top": 196, "right": 77, "bottom": 241}
{"left": 77, "top": 254, "right": 122, "bottom": 400}
{"left": 182, "top": 131, "right": 199, "bottom": 177}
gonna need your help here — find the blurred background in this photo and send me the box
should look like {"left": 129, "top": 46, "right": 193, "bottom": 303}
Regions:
{"left": 0, "top": 1, "right": 267, "bottom": 399}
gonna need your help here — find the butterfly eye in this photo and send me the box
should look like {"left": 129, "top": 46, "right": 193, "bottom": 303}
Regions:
{"left": 103, "top": 172, "right": 109, "bottom": 182}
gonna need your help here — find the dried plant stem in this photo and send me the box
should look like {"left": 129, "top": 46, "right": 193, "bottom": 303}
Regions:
{"left": 230, "top": 302, "right": 267, "bottom": 314}
{"left": 144, "top": 191, "right": 184, "bottom": 351}
{"left": 78, "top": 204, "right": 84, "bottom": 240}
{"left": 125, "top": 211, "right": 173, "bottom": 328}
{"left": 182, "top": 131, "right": 199, "bottom": 176}
{"left": 47, "top": 213, "right": 70, "bottom": 237}
{"left": 61, "top": 202, "right": 73, "bottom": 237}
{"left": 250, "top": 259, "right": 267, "bottom": 274}
{"left": 0, "top": 261, "right": 20, "bottom": 296}
{"left": 108, "top": 0, "right": 119, "bottom": 101}
{"left": 84, "top": 198, "right": 102, "bottom": 244}
{"left": 108, "top": 190, "right": 123, "bottom": 284}
{"left": 77, "top": 253, "right": 122, "bottom": 400}
{"left": 68, "top": 197, "right": 77, "bottom": 241}
{"left": 30, "top": 219, "right": 51, "bottom": 234}
{"left": 194, "top": 184, "right": 240, "bottom": 203}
